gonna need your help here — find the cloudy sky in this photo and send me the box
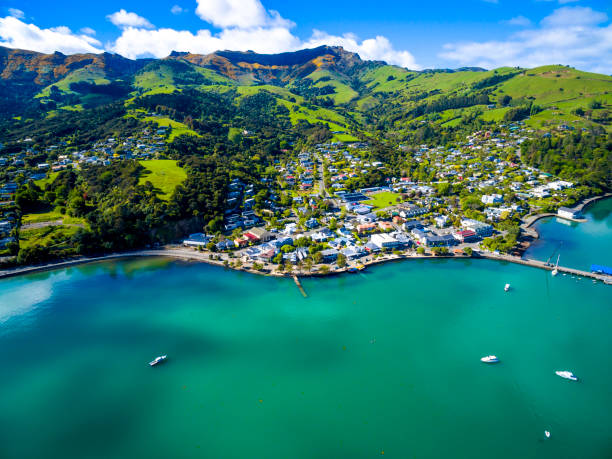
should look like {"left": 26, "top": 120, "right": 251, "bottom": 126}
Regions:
{"left": 1, "top": 0, "right": 611, "bottom": 73}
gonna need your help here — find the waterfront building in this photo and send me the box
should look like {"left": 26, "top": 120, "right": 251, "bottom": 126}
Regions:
{"left": 558, "top": 207, "right": 582, "bottom": 220}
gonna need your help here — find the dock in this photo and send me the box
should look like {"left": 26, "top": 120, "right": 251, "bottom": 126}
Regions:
{"left": 482, "top": 253, "right": 612, "bottom": 283}
{"left": 293, "top": 275, "right": 308, "bottom": 298}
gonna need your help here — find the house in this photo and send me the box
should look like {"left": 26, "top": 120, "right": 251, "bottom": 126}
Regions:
{"left": 434, "top": 215, "right": 449, "bottom": 228}
{"left": 341, "top": 246, "right": 366, "bottom": 260}
{"left": 402, "top": 220, "right": 423, "bottom": 231}
{"left": 320, "top": 249, "right": 339, "bottom": 263}
{"left": 461, "top": 219, "right": 493, "bottom": 237}
{"left": 182, "top": 233, "right": 210, "bottom": 247}
{"left": 305, "top": 218, "right": 319, "bottom": 229}
{"left": 557, "top": 207, "right": 581, "bottom": 220}
{"left": 257, "top": 248, "right": 277, "bottom": 262}
{"left": 399, "top": 206, "right": 428, "bottom": 219}
{"left": 377, "top": 221, "right": 394, "bottom": 231}
{"left": 357, "top": 223, "right": 377, "bottom": 234}
{"left": 481, "top": 194, "right": 504, "bottom": 205}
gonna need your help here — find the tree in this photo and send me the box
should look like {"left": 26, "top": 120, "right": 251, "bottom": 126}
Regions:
{"left": 417, "top": 247, "right": 425, "bottom": 255}
{"left": 281, "top": 244, "right": 295, "bottom": 253}
{"left": 303, "top": 257, "right": 313, "bottom": 272}
{"left": 313, "top": 252, "right": 323, "bottom": 264}
{"left": 337, "top": 252, "right": 347, "bottom": 268}
{"left": 319, "top": 265, "right": 330, "bottom": 274}
{"left": 464, "top": 247, "right": 473, "bottom": 257}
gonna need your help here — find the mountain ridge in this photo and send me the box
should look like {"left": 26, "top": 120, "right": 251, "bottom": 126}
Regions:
{"left": 0, "top": 45, "right": 609, "bottom": 136}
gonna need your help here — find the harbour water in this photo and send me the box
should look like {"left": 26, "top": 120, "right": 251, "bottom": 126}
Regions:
{"left": 524, "top": 197, "right": 612, "bottom": 270}
{"left": 0, "top": 256, "right": 611, "bottom": 458}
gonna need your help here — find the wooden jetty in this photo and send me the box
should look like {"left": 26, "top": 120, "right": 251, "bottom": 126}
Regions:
{"left": 293, "top": 275, "right": 308, "bottom": 298}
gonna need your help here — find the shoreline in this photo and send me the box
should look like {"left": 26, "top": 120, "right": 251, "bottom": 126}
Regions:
{"left": 1, "top": 194, "right": 610, "bottom": 284}
{"left": 520, "top": 192, "right": 611, "bottom": 240}
{"left": 1, "top": 246, "right": 610, "bottom": 285}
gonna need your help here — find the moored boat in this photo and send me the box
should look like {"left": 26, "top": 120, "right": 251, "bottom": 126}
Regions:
{"left": 504, "top": 283, "right": 511, "bottom": 292}
{"left": 555, "top": 370, "right": 578, "bottom": 381}
{"left": 149, "top": 355, "right": 167, "bottom": 366}
{"left": 481, "top": 355, "right": 499, "bottom": 363}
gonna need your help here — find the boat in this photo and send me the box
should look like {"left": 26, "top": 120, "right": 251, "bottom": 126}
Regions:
{"left": 357, "top": 264, "right": 366, "bottom": 271}
{"left": 545, "top": 430, "right": 551, "bottom": 438}
{"left": 481, "top": 355, "right": 499, "bottom": 363}
{"left": 555, "top": 370, "right": 578, "bottom": 381}
{"left": 552, "top": 254, "right": 560, "bottom": 276}
{"left": 347, "top": 267, "right": 358, "bottom": 273}
{"left": 504, "top": 283, "right": 511, "bottom": 292}
{"left": 149, "top": 355, "right": 167, "bottom": 366}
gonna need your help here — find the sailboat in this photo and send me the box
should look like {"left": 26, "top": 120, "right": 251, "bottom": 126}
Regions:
{"left": 551, "top": 254, "right": 560, "bottom": 276}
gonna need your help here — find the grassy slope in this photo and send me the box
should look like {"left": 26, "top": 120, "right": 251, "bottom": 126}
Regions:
{"left": 36, "top": 67, "right": 111, "bottom": 97}
{"left": 34, "top": 172, "right": 60, "bottom": 189}
{"left": 308, "top": 69, "right": 359, "bottom": 105}
{"left": 22, "top": 209, "right": 87, "bottom": 226}
{"left": 138, "top": 160, "right": 187, "bottom": 200}
{"left": 142, "top": 116, "right": 200, "bottom": 142}
{"left": 134, "top": 66, "right": 178, "bottom": 96}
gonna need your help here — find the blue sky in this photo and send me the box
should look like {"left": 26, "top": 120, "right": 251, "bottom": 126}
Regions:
{"left": 2, "top": 0, "right": 611, "bottom": 72}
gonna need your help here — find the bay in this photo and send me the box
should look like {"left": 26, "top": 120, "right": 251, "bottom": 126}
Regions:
{"left": 524, "top": 197, "right": 612, "bottom": 271}
{"left": 0, "top": 256, "right": 611, "bottom": 458}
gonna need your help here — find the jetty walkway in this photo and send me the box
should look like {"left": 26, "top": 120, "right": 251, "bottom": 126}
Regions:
{"left": 481, "top": 252, "right": 611, "bottom": 283}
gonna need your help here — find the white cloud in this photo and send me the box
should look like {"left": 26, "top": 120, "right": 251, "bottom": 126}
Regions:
{"left": 0, "top": 0, "right": 420, "bottom": 70}
{"left": 195, "top": 0, "right": 266, "bottom": 28}
{"left": 8, "top": 8, "right": 24, "bottom": 19}
{"left": 109, "top": 0, "right": 419, "bottom": 68}
{"left": 541, "top": 6, "right": 607, "bottom": 27}
{"left": 171, "top": 5, "right": 185, "bottom": 15}
{"left": 536, "top": 0, "right": 580, "bottom": 4}
{"left": 107, "top": 9, "right": 154, "bottom": 29}
{"left": 304, "top": 31, "right": 420, "bottom": 69}
{"left": 504, "top": 16, "right": 532, "bottom": 27}
{"left": 195, "top": 0, "right": 292, "bottom": 29}
{"left": 80, "top": 27, "right": 96, "bottom": 36}
{"left": 111, "top": 26, "right": 300, "bottom": 58}
{"left": 0, "top": 16, "right": 102, "bottom": 54}
{"left": 440, "top": 6, "right": 612, "bottom": 73}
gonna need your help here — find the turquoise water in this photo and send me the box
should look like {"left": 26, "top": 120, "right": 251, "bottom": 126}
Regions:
{"left": 524, "top": 197, "right": 612, "bottom": 271}
{"left": 0, "top": 257, "right": 611, "bottom": 458}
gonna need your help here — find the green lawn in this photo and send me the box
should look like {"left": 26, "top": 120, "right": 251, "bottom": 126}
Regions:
{"left": 138, "top": 160, "right": 187, "bottom": 200}
{"left": 22, "top": 209, "right": 86, "bottom": 226}
{"left": 34, "top": 172, "right": 59, "bottom": 189}
{"left": 19, "top": 225, "right": 82, "bottom": 250}
{"left": 363, "top": 191, "right": 402, "bottom": 209}
{"left": 142, "top": 116, "right": 200, "bottom": 142}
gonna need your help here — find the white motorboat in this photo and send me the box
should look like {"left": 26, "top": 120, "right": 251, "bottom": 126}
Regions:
{"left": 544, "top": 430, "right": 551, "bottom": 438}
{"left": 555, "top": 370, "right": 578, "bottom": 381}
{"left": 149, "top": 355, "right": 167, "bottom": 366}
{"left": 481, "top": 355, "right": 500, "bottom": 363}
{"left": 504, "top": 283, "right": 511, "bottom": 292}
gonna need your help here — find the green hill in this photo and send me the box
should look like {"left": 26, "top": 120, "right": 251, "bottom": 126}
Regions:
{"left": 1, "top": 45, "right": 610, "bottom": 139}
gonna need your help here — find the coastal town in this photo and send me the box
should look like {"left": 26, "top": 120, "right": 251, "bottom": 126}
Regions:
{"left": 0, "top": 118, "right": 603, "bottom": 276}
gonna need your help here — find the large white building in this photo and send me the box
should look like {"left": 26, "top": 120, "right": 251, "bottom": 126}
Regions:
{"left": 370, "top": 233, "right": 402, "bottom": 249}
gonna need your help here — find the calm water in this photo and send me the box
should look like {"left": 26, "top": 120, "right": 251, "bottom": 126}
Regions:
{"left": 0, "top": 257, "right": 611, "bottom": 458}
{"left": 524, "top": 197, "right": 612, "bottom": 271}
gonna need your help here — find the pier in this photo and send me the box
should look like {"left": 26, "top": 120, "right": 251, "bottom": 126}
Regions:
{"left": 293, "top": 275, "right": 308, "bottom": 298}
{"left": 481, "top": 253, "right": 612, "bottom": 283}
